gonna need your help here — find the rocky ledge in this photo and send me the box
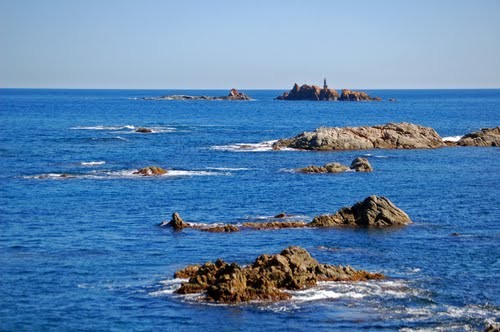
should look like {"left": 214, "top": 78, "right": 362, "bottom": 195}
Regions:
{"left": 133, "top": 166, "right": 167, "bottom": 176}
{"left": 456, "top": 127, "right": 500, "bottom": 147}
{"left": 298, "top": 157, "right": 373, "bottom": 173}
{"left": 310, "top": 195, "right": 411, "bottom": 227}
{"left": 273, "top": 122, "right": 446, "bottom": 151}
{"left": 142, "top": 89, "right": 251, "bottom": 101}
{"left": 161, "top": 195, "right": 410, "bottom": 231}
{"left": 275, "top": 83, "right": 381, "bottom": 101}
{"left": 174, "top": 246, "right": 383, "bottom": 303}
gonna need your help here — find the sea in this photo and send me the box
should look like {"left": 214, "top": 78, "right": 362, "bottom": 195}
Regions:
{"left": 0, "top": 89, "right": 499, "bottom": 331}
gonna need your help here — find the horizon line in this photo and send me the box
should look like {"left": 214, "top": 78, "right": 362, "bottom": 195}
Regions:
{"left": 2, "top": 87, "right": 500, "bottom": 91}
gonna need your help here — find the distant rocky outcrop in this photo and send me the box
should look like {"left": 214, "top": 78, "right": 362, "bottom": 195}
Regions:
{"left": 133, "top": 166, "right": 168, "bottom": 176}
{"left": 275, "top": 82, "right": 381, "bottom": 101}
{"left": 339, "top": 89, "right": 381, "bottom": 101}
{"left": 456, "top": 127, "right": 500, "bottom": 147}
{"left": 241, "top": 221, "right": 307, "bottom": 230}
{"left": 297, "top": 157, "right": 373, "bottom": 174}
{"left": 135, "top": 127, "right": 153, "bottom": 133}
{"left": 309, "top": 195, "right": 411, "bottom": 228}
{"left": 141, "top": 89, "right": 251, "bottom": 101}
{"left": 273, "top": 122, "right": 446, "bottom": 151}
{"left": 175, "top": 246, "right": 383, "bottom": 303}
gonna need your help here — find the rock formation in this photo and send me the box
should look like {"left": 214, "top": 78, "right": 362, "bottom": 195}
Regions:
{"left": 133, "top": 166, "right": 168, "bottom": 176}
{"left": 339, "top": 89, "right": 381, "bottom": 101}
{"left": 135, "top": 127, "right": 153, "bottom": 133}
{"left": 273, "top": 122, "right": 446, "bottom": 150}
{"left": 241, "top": 221, "right": 307, "bottom": 230}
{"left": 456, "top": 127, "right": 500, "bottom": 147}
{"left": 141, "top": 89, "right": 251, "bottom": 101}
{"left": 350, "top": 157, "right": 373, "bottom": 172}
{"left": 175, "top": 246, "right": 383, "bottom": 303}
{"left": 275, "top": 83, "right": 340, "bottom": 101}
{"left": 297, "top": 157, "right": 373, "bottom": 174}
{"left": 162, "top": 212, "right": 188, "bottom": 230}
{"left": 309, "top": 195, "right": 411, "bottom": 228}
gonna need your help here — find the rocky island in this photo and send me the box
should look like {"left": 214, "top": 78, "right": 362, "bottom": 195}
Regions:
{"left": 174, "top": 246, "right": 383, "bottom": 303}
{"left": 456, "top": 126, "right": 500, "bottom": 146}
{"left": 275, "top": 79, "right": 381, "bottom": 101}
{"left": 298, "top": 157, "right": 373, "bottom": 173}
{"left": 273, "top": 122, "right": 446, "bottom": 150}
{"left": 142, "top": 89, "right": 251, "bottom": 101}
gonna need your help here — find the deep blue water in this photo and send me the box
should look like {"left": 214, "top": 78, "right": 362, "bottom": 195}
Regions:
{"left": 1, "top": 89, "right": 499, "bottom": 331}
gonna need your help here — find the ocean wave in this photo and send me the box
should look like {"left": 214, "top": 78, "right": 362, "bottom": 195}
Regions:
{"left": 362, "top": 153, "right": 389, "bottom": 159}
{"left": 205, "top": 167, "right": 251, "bottom": 171}
{"left": 71, "top": 125, "right": 135, "bottom": 131}
{"left": 70, "top": 125, "right": 179, "bottom": 134}
{"left": 442, "top": 135, "right": 463, "bottom": 142}
{"left": 210, "top": 140, "right": 298, "bottom": 152}
{"left": 80, "top": 161, "right": 106, "bottom": 166}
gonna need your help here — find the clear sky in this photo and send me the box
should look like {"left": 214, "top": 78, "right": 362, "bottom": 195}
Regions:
{"left": 1, "top": 0, "right": 499, "bottom": 89}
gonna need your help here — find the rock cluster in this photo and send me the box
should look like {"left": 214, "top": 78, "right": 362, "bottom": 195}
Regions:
{"left": 310, "top": 195, "right": 411, "bottom": 227}
{"left": 142, "top": 89, "right": 251, "bottom": 101}
{"left": 175, "top": 246, "right": 383, "bottom": 303}
{"left": 298, "top": 157, "right": 373, "bottom": 174}
{"left": 339, "top": 89, "right": 381, "bottom": 101}
{"left": 133, "top": 166, "right": 168, "bottom": 176}
{"left": 457, "top": 127, "right": 500, "bottom": 147}
{"left": 273, "top": 122, "right": 446, "bottom": 151}
{"left": 275, "top": 83, "right": 340, "bottom": 101}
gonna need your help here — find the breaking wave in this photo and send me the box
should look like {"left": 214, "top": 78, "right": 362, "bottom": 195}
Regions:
{"left": 70, "top": 125, "right": 178, "bottom": 134}
{"left": 210, "top": 140, "right": 297, "bottom": 152}
{"left": 442, "top": 135, "right": 463, "bottom": 142}
{"left": 22, "top": 169, "right": 230, "bottom": 180}
{"left": 80, "top": 161, "right": 106, "bottom": 166}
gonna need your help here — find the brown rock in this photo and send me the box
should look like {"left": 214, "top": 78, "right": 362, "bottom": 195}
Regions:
{"left": 133, "top": 166, "right": 167, "bottom": 176}
{"left": 275, "top": 83, "right": 339, "bottom": 101}
{"left": 174, "top": 264, "right": 200, "bottom": 279}
{"left": 339, "top": 89, "right": 380, "bottom": 101}
{"left": 273, "top": 122, "right": 446, "bottom": 150}
{"left": 226, "top": 89, "right": 251, "bottom": 101}
{"left": 457, "top": 127, "right": 500, "bottom": 147}
{"left": 310, "top": 195, "right": 412, "bottom": 228}
{"left": 174, "top": 246, "right": 382, "bottom": 303}
{"left": 203, "top": 224, "right": 240, "bottom": 233}
{"left": 350, "top": 157, "right": 373, "bottom": 172}
{"left": 297, "top": 162, "right": 350, "bottom": 174}
{"left": 164, "top": 212, "right": 188, "bottom": 230}
{"left": 242, "top": 221, "right": 307, "bottom": 230}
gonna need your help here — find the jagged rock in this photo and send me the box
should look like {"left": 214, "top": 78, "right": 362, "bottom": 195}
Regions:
{"left": 273, "top": 122, "right": 446, "bottom": 151}
{"left": 242, "top": 221, "right": 307, "bottom": 230}
{"left": 174, "top": 264, "right": 200, "bottom": 279}
{"left": 133, "top": 166, "right": 167, "bottom": 176}
{"left": 274, "top": 212, "right": 287, "bottom": 218}
{"left": 202, "top": 224, "right": 239, "bottom": 233}
{"left": 135, "top": 127, "right": 153, "bottom": 133}
{"left": 310, "top": 195, "right": 411, "bottom": 228}
{"left": 163, "top": 212, "right": 188, "bottom": 230}
{"left": 175, "top": 246, "right": 383, "bottom": 303}
{"left": 142, "top": 89, "right": 251, "bottom": 101}
{"left": 276, "top": 83, "right": 340, "bottom": 101}
{"left": 350, "top": 157, "right": 373, "bottom": 172}
{"left": 457, "top": 127, "right": 500, "bottom": 147}
{"left": 339, "top": 89, "right": 380, "bottom": 101}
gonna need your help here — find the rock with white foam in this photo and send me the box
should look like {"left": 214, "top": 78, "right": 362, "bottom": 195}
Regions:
{"left": 457, "top": 127, "right": 500, "bottom": 147}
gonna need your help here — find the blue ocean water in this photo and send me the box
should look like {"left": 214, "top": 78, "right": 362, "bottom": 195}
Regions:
{"left": 0, "top": 88, "right": 499, "bottom": 331}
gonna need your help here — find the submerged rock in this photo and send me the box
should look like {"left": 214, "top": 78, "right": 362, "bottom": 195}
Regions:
{"left": 273, "top": 122, "right": 446, "bottom": 151}
{"left": 133, "top": 166, "right": 167, "bottom": 176}
{"left": 175, "top": 246, "right": 383, "bottom": 303}
{"left": 310, "top": 195, "right": 411, "bottom": 228}
{"left": 202, "top": 224, "right": 239, "bottom": 233}
{"left": 242, "top": 221, "right": 307, "bottom": 230}
{"left": 457, "top": 127, "right": 500, "bottom": 147}
{"left": 350, "top": 157, "right": 373, "bottom": 172}
{"left": 142, "top": 89, "right": 251, "bottom": 101}
{"left": 135, "top": 127, "right": 153, "bottom": 133}
{"left": 274, "top": 212, "right": 287, "bottom": 218}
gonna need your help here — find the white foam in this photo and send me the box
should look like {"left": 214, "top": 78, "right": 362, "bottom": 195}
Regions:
{"left": 205, "top": 167, "right": 251, "bottom": 171}
{"left": 71, "top": 125, "right": 135, "bottom": 131}
{"left": 442, "top": 135, "right": 463, "bottom": 142}
{"left": 24, "top": 169, "right": 229, "bottom": 180}
{"left": 80, "top": 161, "right": 106, "bottom": 166}
{"left": 211, "top": 140, "right": 298, "bottom": 152}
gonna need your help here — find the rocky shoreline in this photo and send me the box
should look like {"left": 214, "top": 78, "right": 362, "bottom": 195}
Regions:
{"left": 174, "top": 246, "right": 383, "bottom": 303}
{"left": 142, "top": 89, "right": 251, "bottom": 101}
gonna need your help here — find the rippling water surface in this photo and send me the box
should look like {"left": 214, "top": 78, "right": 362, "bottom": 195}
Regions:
{"left": 1, "top": 89, "right": 499, "bottom": 331}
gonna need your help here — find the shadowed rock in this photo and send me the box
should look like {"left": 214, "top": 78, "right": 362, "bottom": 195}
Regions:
{"left": 135, "top": 127, "right": 153, "bottom": 133}
{"left": 202, "top": 225, "right": 239, "bottom": 233}
{"left": 298, "top": 157, "right": 373, "bottom": 174}
{"left": 133, "top": 166, "right": 167, "bottom": 176}
{"left": 275, "top": 83, "right": 340, "bottom": 101}
{"left": 273, "top": 122, "right": 446, "bottom": 151}
{"left": 350, "top": 157, "right": 373, "bottom": 172}
{"left": 242, "top": 221, "right": 307, "bottom": 230}
{"left": 142, "top": 89, "right": 251, "bottom": 101}
{"left": 339, "top": 89, "right": 381, "bottom": 101}
{"left": 175, "top": 246, "right": 383, "bottom": 303}
{"left": 310, "top": 195, "right": 411, "bottom": 228}
{"left": 457, "top": 127, "right": 500, "bottom": 147}
{"left": 162, "top": 212, "right": 188, "bottom": 230}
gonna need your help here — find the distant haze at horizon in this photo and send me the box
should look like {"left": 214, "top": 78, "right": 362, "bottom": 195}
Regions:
{"left": 1, "top": 0, "right": 499, "bottom": 89}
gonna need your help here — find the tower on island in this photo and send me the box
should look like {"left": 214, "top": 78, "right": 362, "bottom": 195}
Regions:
{"left": 323, "top": 78, "right": 328, "bottom": 89}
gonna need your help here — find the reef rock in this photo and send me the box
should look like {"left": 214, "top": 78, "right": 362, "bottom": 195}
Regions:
{"left": 457, "top": 127, "right": 500, "bottom": 147}
{"left": 142, "top": 89, "right": 251, "bottom": 101}
{"left": 133, "top": 166, "right": 167, "bottom": 176}
{"left": 242, "top": 221, "right": 307, "bottom": 230}
{"left": 163, "top": 212, "right": 188, "bottom": 230}
{"left": 175, "top": 246, "right": 383, "bottom": 303}
{"left": 350, "top": 157, "right": 373, "bottom": 172}
{"left": 275, "top": 83, "right": 340, "bottom": 101}
{"left": 273, "top": 122, "right": 446, "bottom": 150}
{"left": 310, "top": 195, "right": 411, "bottom": 228}
{"left": 339, "top": 89, "right": 381, "bottom": 101}
{"left": 135, "top": 127, "right": 153, "bottom": 133}
{"left": 202, "top": 224, "right": 240, "bottom": 233}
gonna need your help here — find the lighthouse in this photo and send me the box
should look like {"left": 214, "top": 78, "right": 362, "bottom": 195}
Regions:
{"left": 323, "top": 78, "right": 328, "bottom": 89}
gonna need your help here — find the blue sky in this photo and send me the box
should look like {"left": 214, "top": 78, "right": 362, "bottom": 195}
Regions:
{"left": 1, "top": 0, "right": 499, "bottom": 89}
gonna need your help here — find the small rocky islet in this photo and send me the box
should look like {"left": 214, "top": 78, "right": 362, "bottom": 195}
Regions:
{"left": 174, "top": 246, "right": 383, "bottom": 303}
{"left": 297, "top": 157, "right": 373, "bottom": 173}
{"left": 142, "top": 88, "right": 251, "bottom": 101}
{"left": 275, "top": 81, "right": 381, "bottom": 101}
{"left": 161, "top": 195, "right": 411, "bottom": 232}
